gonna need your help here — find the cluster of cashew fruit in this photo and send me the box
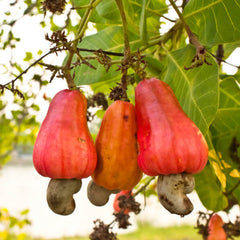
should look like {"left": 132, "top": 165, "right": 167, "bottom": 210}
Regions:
{"left": 33, "top": 78, "right": 209, "bottom": 217}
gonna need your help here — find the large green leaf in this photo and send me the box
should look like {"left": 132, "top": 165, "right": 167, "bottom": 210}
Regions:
{"left": 219, "top": 77, "right": 240, "bottom": 108}
{"left": 209, "top": 76, "right": 240, "bottom": 209}
{"left": 183, "top": 0, "right": 240, "bottom": 46}
{"left": 71, "top": 0, "right": 104, "bottom": 24}
{"left": 163, "top": 45, "right": 219, "bottom": 135}
{"left": 73, "top": 25, "right": 145, "bottom": 86}
{"left": 210, "top": 77, "right": 240, "bottom": 167}
{"left": 96, "top": 0, "right": 121, "bottom": 22}
{"left": 195, "top": 164, "right": 228, "bottom": 211}
{"left": 211, "top": 77, "right": 240, "bottom": 137}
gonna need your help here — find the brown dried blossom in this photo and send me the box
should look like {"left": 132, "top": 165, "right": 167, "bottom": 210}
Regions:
{"left": 89, "top": 219, "right": 117, "bottom": 240}
{"left": 42, "top": 0, "right": 67, "bottom": 14}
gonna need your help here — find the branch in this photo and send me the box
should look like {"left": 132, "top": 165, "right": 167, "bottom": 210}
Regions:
{"left": 0, "top": 50, "right": 55, "bottom": 98}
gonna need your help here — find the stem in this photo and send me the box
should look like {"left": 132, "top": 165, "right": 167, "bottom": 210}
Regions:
{"left": 134, "top": 176, "right": 155, "bottom": 196}
{"left": 169, "top": 0, "right": 187, "bottom": 25}
{"left": 0, "top": 50, "right": 55, "bottom": 96}
{"left": 169, "top": 0, "right": 205, "bottom": 55}
{"left": 64, "top": 0, "right": 102, "bottom": 89}
{"left": 225, "top": 179, "right": 240, "bottom": 196}
{"left": 115, "top": 0, "right": 131, "bottom": 101}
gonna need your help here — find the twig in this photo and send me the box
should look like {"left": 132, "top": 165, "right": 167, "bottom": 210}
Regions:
{"left": 133, "top": 176, "right": 156, "bottom": 196}
{"left": 207, "top": 49, "right": 240, "bottom": 69}
{"left": 0, "top": 50, "right": 55, "bottom": 97}
{"left": 225, "top": 179, "right": 240, "bottom": 196}
{"left": 77, "top": 48, "right": 124, "bottom": 56}
{"left": 169, "top": 0, "right": 210, "bottom": 69}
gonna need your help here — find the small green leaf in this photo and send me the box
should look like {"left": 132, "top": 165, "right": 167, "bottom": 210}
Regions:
{"left": 20, "top": 209, "right": 29, "bottom": 216}
{"left": 23, "top": 52, "right": 33, "bottom": 61}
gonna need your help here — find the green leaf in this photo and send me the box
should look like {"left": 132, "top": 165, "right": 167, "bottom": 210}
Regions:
{"left": 74, "top": 59, "right": 120, "bottom": 86}
{"left": 210, "top": 77, "right": 240, "bottom": 168}
{"left": 195, "top": 164, "right": 228, "bottom": 211}
{"left": 96, "top": 0, "right": 121, "bottom": 22}
{"left": 73, "top": 25, "right": 142, "bottom": 86}
{"left": 79, "top": 26, "right": 125, "bottom": 53}
{"left": 163, "top": 45, "right": 219, "bottom": 135}
{"left": 183, "top": 0, "right": 240, "bottom": 46}
{"left": 211, "top": 77, "right": 240, "bottom": 136}
{"left": 219, "top": 77, "right": 240, "bottom": 108}
{"left": 30, "top": 103, "right": 40, "bottom": 111}
{"left": 144, "top": 55, "right": 164, "bottom": 78}
{"left": 72, "top": 0, "right": 107, "bottom": 25}
{"left": 23, "top": 52, "right": 32, "bottom": 61}
{"left": 211, "top": 109, "right": 240, "bottom": 142}
{"left": 20, "top": 209, "right": 29, "bottom": 216}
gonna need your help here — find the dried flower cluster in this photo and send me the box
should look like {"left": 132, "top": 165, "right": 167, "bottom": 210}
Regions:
{"left": 109, "top": 82, "right": 128, "bottom": 101}
{"left": 113, "top": 194, "right": 141, "bottom": 229}
{"left": 89, "top": 194, "right": 141, "bottom": 239}
{"left": 42, "top": 0, "right": 67, "bottom": 14}
{"left": 89, "top": 219, "right": 117, "bottom": 240}
{"left": 88, "top": 92, "right": 108, "bottom": 110}
{"left": 87, "top": 92, "right": 109, "bottom": 121}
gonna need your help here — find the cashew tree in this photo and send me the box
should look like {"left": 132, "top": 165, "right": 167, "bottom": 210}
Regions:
{"left": 0, "top": 0, "right": 240, "bottom": 239}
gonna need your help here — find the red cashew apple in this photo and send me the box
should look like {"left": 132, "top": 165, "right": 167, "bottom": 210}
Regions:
{"left": 208, "top": 214, "right": 227, "bottom": 240}
{"left": 33, "top": 89, "right": 97, "bottom": 215}
{"left": 113, "top": 190, "right": 132, "bottom": 214}
{"left": 135, "top": 78, "right": 208, "bottom": 216}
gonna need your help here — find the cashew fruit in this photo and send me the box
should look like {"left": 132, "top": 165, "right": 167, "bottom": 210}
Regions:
{"left": 135, "top": 78, "right": 208, "bottom": 176}
{"left": 33, "top": 89, "right": 97, "bottom": 179}
{"left": 113, "top": 190, "right": 132, "bottom": 214}
{"left": 92, "top": 100, "right": 142, "bottom": 190}
{"left": 208, "top": 214, "right": 227, "bottom": 240}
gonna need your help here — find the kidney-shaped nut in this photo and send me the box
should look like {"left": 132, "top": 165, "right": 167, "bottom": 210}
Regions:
{"left": 47, "top": 178, "right": 82, "bottom": 215}
{"left": 157, "top": 173, "right": 195, "bottom": 216}
{"left": 87, "top": 180, "right": 119, "bottom": 206}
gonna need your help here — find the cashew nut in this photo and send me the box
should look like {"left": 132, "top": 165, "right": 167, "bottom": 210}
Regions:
{"left": 157, "top": 173, "right": 195, "bottom": 216}
{"left": 47, "top": 179, "right": 82, "bottom": 215}
{"left": 87, "top": 180, "right": 119, "bottom": 206}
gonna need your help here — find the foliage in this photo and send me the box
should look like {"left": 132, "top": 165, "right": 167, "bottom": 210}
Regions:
{"left": 0, "top": 0, "right": 240, "bottom": 239}
{"left": 0, "top": 208, "right": 31, "bottom": 240}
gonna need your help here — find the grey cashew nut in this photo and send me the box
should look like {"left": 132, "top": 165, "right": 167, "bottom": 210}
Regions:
{"left": 157, "top": 173, "right": 195, "bottom": 216}
{"left": 87, "top": 180, "right": 119, "bottom": 206}
{"left": 47, "top": 178, "right": 82, "bottom": 215}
